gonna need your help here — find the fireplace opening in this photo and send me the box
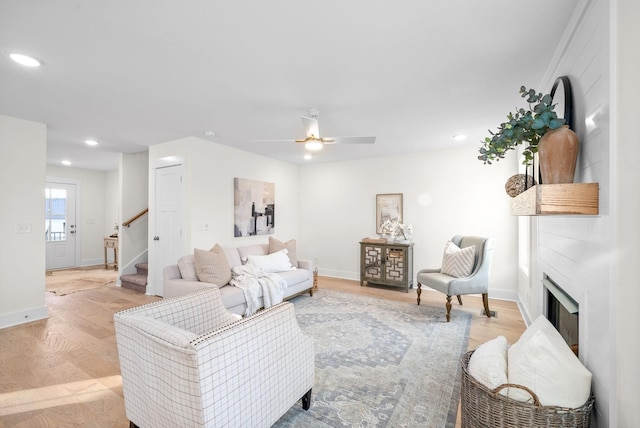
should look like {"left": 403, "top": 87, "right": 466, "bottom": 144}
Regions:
{"left": 543, "top": 276, "right": 579, "bottom": 355}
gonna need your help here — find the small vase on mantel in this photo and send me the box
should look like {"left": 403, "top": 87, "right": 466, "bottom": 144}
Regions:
{"left": 538, "top": 125, "right": 579, "bottom": 184}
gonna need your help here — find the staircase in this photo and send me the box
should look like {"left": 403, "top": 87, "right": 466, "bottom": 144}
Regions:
{"left": 120, "top": 263, "right": 148, "bottom": 293}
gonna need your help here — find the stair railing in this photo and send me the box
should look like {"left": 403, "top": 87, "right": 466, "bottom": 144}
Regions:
{"left": 122, "top": 208, "right": 149, "bottom": 228}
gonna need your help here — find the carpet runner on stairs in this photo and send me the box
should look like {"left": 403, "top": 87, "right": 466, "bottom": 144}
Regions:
{"left": 120, "top": 262, "right": 148, "bottom": 293}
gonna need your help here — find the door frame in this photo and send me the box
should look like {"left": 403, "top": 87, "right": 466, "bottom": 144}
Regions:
{"left": 148, "top": 156, "right": 186, "bottom": 296}
{"left": 45, "top": 176, "right": 82, "bottom": 269}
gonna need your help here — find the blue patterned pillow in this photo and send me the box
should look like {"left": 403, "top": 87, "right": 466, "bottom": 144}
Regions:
{"left": 441, "top": 241, "right": 475, "bottom": 277}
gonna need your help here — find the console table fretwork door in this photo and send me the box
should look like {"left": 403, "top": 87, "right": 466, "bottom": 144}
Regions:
{"left": 359, "top": 241, "right": 414, "bottom": 292}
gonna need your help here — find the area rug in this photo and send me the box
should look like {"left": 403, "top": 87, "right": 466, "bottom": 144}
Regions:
{"left": 45, "top": 267, "right": 118, "bottom": 296}
{"left": 275, "top": 289, "right": 471, "bottom": 428}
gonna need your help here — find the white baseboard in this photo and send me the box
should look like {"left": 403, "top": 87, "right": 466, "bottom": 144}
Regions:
{"left": 80, "top": 258, "right": 104, "bottom": 267}
{"left": 319, "top": 269, "right": 360, "bottom": 281}
{"left": 0, "top": 305, "right": 48, "bottom": 329}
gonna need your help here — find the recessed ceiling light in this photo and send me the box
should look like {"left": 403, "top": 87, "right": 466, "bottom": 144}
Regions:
{"left": 9, "top": 53, "right": 42, "bottom": 67}
{"left": 304, "top": 154, "right": 312, "bottom": 160}
{"left": 85, "top": 139, "right": 99, "bottom": 146}
{"left": 453, "top": 134, "right": 467, "bottom": 141}
{"left": 61, "top": 160, "right": 71, "bottom": 166}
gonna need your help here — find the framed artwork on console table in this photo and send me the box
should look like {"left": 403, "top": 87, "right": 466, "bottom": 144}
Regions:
{"left": 376, "top": 193, "right": 403, "bottom": 234}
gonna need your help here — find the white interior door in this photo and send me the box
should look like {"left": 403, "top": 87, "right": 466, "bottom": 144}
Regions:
{"left": 45, "top": 182, "right": 77, "bottom": 270}
{"left": 154, "top": 164, "right": 184, "bottom": 296}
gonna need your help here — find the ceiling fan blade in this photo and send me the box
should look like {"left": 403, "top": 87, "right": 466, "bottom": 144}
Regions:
{"left": 253, "top": 139, "right": 296, "bottom": 143}
{"left": 301, "top": 116, "right": 320, "bottom": 139}
{"left": 324, "top": 136, "right": 376, "bottom": 145}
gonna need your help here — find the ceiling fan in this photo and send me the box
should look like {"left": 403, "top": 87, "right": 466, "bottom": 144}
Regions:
{"left": 256, "top": 108, "right": 376, "bottom": 151}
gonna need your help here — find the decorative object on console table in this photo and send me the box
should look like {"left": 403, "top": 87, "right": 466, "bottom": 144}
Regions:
{"left": 103, "top": 236, "right": 118, "bottom": 270}
{"left": 360, "top": 241, "right": 413, "bottom": 293}
{"left": 376, "top": 193, "right": 403, "bottom": 235}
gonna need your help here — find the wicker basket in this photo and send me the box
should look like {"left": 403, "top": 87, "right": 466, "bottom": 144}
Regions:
{"left": 460, "top": 350, "right": 594, "bottom": 428}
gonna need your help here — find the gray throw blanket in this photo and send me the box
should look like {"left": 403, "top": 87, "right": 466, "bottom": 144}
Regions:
{"left": 230, "top": 263, "right": 287, "bottom": 316}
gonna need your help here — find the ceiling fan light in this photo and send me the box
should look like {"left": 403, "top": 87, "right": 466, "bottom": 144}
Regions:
{"left": 305, "top": 141, "right": 323, "bottom": 151}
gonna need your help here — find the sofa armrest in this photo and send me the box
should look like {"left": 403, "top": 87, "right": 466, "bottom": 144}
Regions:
{"left": 296, "top": 258, "right": 314, "bottom": 271}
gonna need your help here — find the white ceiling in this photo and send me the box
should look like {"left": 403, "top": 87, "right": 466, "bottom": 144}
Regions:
{"left": 0, "top": 1, "right": 579, "bottom": 171}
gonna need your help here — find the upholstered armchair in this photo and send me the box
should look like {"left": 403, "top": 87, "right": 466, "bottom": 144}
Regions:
{"left": 416, "top": 235, "right": 495, "bottom": 322}
{"left": 114, "top": 287, "right": 314, "bottom": 428}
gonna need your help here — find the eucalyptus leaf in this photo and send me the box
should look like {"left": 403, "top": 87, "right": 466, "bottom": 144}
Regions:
{"left": 480, "top": 84, "right": 564, "bottom": 167}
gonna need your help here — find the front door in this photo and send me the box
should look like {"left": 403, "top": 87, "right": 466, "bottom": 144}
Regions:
{"left": 45, "top": 182, "right": 77, "bottom": 270}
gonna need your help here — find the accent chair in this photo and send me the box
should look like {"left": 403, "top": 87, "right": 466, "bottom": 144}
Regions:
{"left": 416, "top": 235, "right": 495, "bottom": 322}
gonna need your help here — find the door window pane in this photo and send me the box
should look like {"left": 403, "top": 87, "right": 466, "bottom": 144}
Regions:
{"left": 45, "top": 188, "right": 67, "bottom": 241}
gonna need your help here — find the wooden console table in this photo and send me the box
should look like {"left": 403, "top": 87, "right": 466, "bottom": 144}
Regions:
{"left": 360, "top": 241, "right": 414, "bottom": 292}
{"left": 104, "top": 237, "right": 118, "bottom": 270}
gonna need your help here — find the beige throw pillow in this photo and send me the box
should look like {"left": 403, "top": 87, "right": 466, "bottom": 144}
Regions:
{"left": 441, "top": 240, "right": 475, "bottom": 277}
{"left": 269, "top": 237, "right": 297, "bottom": 267}
{"left": 193, "top": 244, "right": 231, "bottom": 287}
{"left": 177, "top": 254, "right": 198, "bottom": 281}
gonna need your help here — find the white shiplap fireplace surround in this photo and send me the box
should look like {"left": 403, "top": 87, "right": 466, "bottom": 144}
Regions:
{"left": 518, "top": 0, "right": 612, "bottom": 426}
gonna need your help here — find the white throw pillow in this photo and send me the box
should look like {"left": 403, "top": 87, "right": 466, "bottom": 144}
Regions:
{"left": 269, "top": 236, "right": 298, "bottom": 267}
{"left": 506, "top": 315, "right": 592, "bottom": 408}
{"left": 441, "top": 240, "right": 475, "bottom": 277}
{"left": 468, "top": 336, "right": 508, "bottom": 390}
{"left": 246, "top": 249, "right": 294, "bottom": 273}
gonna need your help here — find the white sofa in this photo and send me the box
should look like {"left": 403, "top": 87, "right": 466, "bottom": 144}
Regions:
{"left": 163, "top": 243, "right": 314, "bottom": 315}
{"left": 114, "top": 287, "right": 315, "bottom": 428}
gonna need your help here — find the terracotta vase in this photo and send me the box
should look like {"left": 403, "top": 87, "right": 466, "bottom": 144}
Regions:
{"left": 538, "top": 125, "right": 579, "bottom": 184}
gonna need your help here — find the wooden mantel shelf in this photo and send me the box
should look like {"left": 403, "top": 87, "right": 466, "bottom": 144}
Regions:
{"left": 510, "top": 183, "right": 599, "bottom": 216}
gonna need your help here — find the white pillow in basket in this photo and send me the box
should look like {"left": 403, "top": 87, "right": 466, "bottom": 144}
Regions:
{"left": 441, "top": 240, "right": 475, "bottom": 278}
{"left": 505, "top": 315, "right": 592, "bottom": 408}
{"left": 468, "top": 335, "right": 508, "bottom": 390}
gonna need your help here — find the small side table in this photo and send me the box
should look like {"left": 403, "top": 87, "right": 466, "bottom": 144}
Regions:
{"left": 104, "top": 237, "right": 118, "bottom": 270}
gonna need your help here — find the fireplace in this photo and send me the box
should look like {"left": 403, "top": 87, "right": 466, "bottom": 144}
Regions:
{"left": 543, "top": 275, "right": 579, "bottom": 355}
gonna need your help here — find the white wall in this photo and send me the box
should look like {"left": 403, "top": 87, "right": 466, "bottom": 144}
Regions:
{"left": 527, "top": 0, "right": 611, "bottom": 425}
{"left": 148, "top": 137, "right": 300, "bottom": 295}
{"left": 119, "top": 151, "right": 149, "bottom": 274}
{"left": 612, "top": 0, "right": 640, "bottom": 426}
{"left": 47, "top": 165, "right": 113, "bottom": 266}
{"left": 298, "top": 145, "right": 519, "bottom": 298}
{"left": 0, "top": 115, "right": 48, "bottom": 328}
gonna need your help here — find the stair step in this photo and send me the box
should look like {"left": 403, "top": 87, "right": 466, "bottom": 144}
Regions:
{"left": 121, "top": 273, "right": 147, "bottom": 286}
{"left": 135, "top": 262, "right": 148, "bottom": 275}
{"left": 121, "top": 279, "right": 147, "bottom": 293}
{"left": 121, "top": 272, "right": 147, "bottom": 293}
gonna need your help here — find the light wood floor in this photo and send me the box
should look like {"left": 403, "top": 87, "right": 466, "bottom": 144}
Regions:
{"left": 0, "top": 273, "right": 525, "bottom": 428}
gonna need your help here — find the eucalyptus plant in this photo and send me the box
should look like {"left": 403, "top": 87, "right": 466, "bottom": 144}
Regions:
{"left": 478, "top": 86, "right": 565, "bottom": 166}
